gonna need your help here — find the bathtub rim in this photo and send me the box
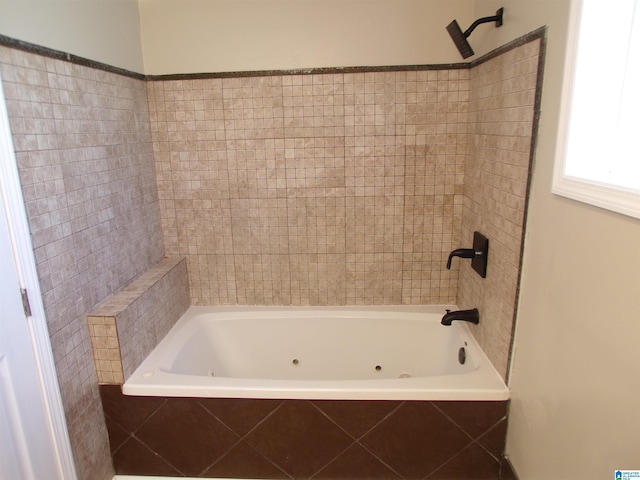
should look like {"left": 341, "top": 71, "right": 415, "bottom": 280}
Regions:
{"left": 123, "top": 305, "right": 510, "bottom": 401}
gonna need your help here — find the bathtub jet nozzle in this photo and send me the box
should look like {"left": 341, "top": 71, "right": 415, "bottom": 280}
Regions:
{"left": 446, "top": 7, "right": 504, "bottom": 59}
{"left": 441, "top": 308, "right": 480, "bottom": 326}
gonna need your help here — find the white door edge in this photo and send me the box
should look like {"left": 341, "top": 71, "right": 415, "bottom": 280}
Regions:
{"left": 0, "top": 71, "right": 77, "bottom": 480}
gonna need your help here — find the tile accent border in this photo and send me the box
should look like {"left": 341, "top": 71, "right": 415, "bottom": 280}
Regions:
{"left": 88, "top": 257, "right": 190, "bottom": 384}
{"left": 469, "top": 26, "right": 546, "bottom": 69}
{"left": 145, "top": 62, "right": 469, "bottom": 81}
{"left": 1, "top": 28, "right": 546, "bottom": 82}
{"left": 0, "top": 33, "right": 146, "bottom": 80}
{"left": 505, "top": 26, "right": 547, "bottom": 382}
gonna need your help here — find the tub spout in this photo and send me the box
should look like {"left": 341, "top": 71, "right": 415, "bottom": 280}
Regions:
{"left": 441, "top": 308, "right": 479, "bottom": 326}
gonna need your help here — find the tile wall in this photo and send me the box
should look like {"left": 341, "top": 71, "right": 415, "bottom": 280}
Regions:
{"left": 0, "top": 46, "right": 164, "bottom": 480}
{"left": 149, "top": 38, "right": 542, "bottom": 377}
{"left": 458, "top": 39, "right": 542, "bottom": 377}
{"left": 148, "top": 69, "right": 469, "bottom": 306}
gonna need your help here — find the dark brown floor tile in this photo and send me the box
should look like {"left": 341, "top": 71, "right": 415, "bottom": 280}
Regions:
{"left": 99, "top": 385, "right": 165, "bottom": 433}
{"left": 426, "top": 443, "right": 500, "bottom": 479}
{"left": 202, "top": 440, "right": 288, "bottom": 479}
{"left": 198, "top": 398, "right": 283, "bottom": 436}
{"left": 432, "top": 401, "right": 508, "bottom": 439}
{"left": 360, "top": 401, "right": 470, "bottom": 479}
{"left": 312, "top": 444, "right": 402, "bottom": 479}
{"left": 500, "top": 458, "right": 519, "bottom": 480}
{"left": 312, "top": 400, "right": 402, "bottom": 438}
{"left": 113, "top": 437, "right": 181, "bottom": 476}
{"left": 104, "top": 414, "right": 130, "bottom": 453}
{"left": 477, "top": 419, "right": 507, "bottom": 459}
{"left": 245, "top": 400, "right": 353, "bottom": 479}
{"left": 135, "top": 397, "right": 239, "bottom": 476}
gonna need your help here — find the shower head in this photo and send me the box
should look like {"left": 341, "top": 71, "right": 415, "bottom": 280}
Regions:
{"left": 446, "top": 7, "right": 504, "bottom": 59}
{"left": 446, "top": 19, "right": 475, "bottom": 59}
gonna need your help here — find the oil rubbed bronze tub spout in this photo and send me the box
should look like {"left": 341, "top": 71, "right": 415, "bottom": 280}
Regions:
{"left": 441, "top": 308, "right": 480, "bottom": 326}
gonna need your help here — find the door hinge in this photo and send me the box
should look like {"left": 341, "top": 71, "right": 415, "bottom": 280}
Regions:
{"left": 20, "top": 288, "right": 32, "bottom": 317}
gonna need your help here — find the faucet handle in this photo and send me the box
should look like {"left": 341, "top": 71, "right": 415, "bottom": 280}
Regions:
{"left": 446, "top": 248, "right": 476, "bottom": 269}
{"left": 446, "top": 231, "right": 489, "bottom": 278}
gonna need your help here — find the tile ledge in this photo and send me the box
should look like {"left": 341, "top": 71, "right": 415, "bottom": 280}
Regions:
{"left": 88, "top": 257, "right": 184, "bottom": 317}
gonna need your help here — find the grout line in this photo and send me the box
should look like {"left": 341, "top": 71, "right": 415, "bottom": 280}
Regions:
{"left": 306, "top": 400, "right": 358, "bottom": 479}
{"left": 196, "top": 399, "right": 292, "bottom": 480}
{"left": 126, "top": 399, "right": 189, "bottom": 477}
{"left": 429, "top": 401, "right": 477, "bottom": 442}
{"left": 421, "top": 440, "right": 497, "bottom": 480}
{"left": 475, "top": 419, "right": 506, "bottom": 464}
{"left": 351, "top": 401, "right": 407, "bottom": 479}
{"left": 190, "top": 400, "right": 244, "bottom": 478}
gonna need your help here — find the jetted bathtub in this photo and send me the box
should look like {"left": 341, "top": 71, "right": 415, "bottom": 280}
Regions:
{"left": 123, "top": 305, "right": 509, "bottom": 401}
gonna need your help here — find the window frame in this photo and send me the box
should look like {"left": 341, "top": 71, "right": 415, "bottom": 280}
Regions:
{"left": 552, "top": 0, "right": 640, "bottom": 220}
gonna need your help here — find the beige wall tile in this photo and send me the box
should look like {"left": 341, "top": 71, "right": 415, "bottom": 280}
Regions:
{"left": 458, "top": 40, "right": 541, "bottom": 378}
{"left": 1, "top": 46, "right": 164, "bottom": 480}
{"left": 149, "top": 69, "right": 470, "bottom": 306}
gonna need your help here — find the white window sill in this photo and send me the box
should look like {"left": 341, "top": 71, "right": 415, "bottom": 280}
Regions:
{"left": 552, "top": 175, "right": 640, "bottom": 220}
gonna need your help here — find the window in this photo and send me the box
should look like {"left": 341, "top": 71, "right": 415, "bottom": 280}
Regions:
{"left": 553, "top": 0, "right": 640, "bottom": 219}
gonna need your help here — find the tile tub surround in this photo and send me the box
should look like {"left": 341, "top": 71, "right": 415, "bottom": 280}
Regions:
{"left": 0, "top": 27, "right": 543, "bottom": 480}
{"left": 148, "top": 32, "right": 544, "bottom": 378}
{"left": 0, "top": 45, "right": 164, "bottom": 480}
{"left": 88, "top": 256, "right": 190, "bottom": 384}
{"left": 100, "top": 385, "right": 511, "bottom": 479}
{"left": 458, "top": 38, "right": 544, "bottom": 378}
{"left": 148, "top": 69, "right": 469, "bottom": 307}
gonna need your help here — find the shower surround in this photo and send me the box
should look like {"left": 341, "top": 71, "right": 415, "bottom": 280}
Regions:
{"left": 148, "top": 68, "right": 469, "bottom": 307}
{"left": 0, "top": 29, "right": 542, "bottom": 480}
{"left": 149, "top": 34, "right": 542, "bottom": 377}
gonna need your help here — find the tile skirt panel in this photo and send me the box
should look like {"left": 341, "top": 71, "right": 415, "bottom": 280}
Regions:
{"left": 100, "top": 385, "right": 509, "bottom": 479}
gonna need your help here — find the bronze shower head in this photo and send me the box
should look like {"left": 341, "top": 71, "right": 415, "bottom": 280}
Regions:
{"left": 446, "top": 7, "right": 504, "bottom": 59}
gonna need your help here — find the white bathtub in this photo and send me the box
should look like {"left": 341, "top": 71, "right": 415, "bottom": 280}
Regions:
{"left": 123, "top": 305, "right": 509, "bottom": 401}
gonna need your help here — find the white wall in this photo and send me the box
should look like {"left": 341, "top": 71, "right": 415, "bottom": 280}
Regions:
{"left": 138, "top": 0, "right": 473, "bottom": 74}
{"left": 0, "top": 0, "right": 144, "bottom": 73}
{"left": 472, "top": 1, "right": 640, "bottom": 478}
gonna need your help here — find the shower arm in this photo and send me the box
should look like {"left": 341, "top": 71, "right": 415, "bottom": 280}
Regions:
{"left": 463, "top": 8, "right": 504, "bottom": 38}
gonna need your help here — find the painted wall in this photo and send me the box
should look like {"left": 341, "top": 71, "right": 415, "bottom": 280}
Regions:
{"left": 471, "top": 1, "right": 640, "bottom": 478}
{"left": 0, "top": 0, "right": 475, "bottom": 75}
{"left": 0, "top": 0, "right": 144, "bottom": 73}
{"left": 138, "top": 0, "right": 474, "bottom": 74}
